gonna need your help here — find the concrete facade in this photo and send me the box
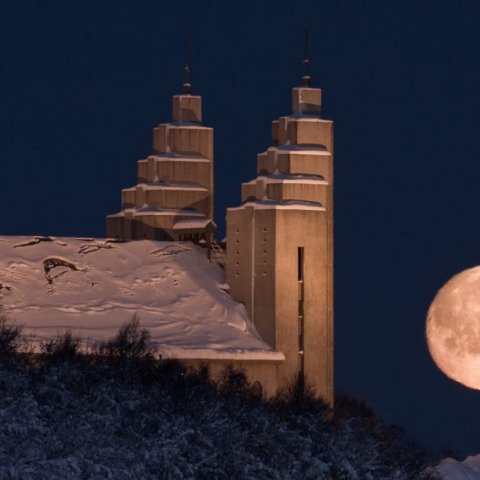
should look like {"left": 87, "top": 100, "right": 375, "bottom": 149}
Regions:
{"left": 226, "top": 85, "right": 334, "bottom": 405}
{"left": 106, "top": 93, "right": 215, "bottom": 242}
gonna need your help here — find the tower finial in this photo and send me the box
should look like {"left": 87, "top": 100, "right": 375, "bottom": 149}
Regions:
{"left": 183, "top": 33, "right": 192, "bottom": 94}
{"left": 302, "top": 22, "right": 311, "bottom": 87}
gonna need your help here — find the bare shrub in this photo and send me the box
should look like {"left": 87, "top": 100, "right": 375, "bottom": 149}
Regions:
{"left": 271, "top": 375, "right": 329, "bottom": 416}
{"left": 41, "top": 331, "right": 82, "bottom": 364}
{"left": 333, "top": 392, "right": 379, "bottom": 431}
{"left": 97, "top": 314, "right": 155, "bottom": 360}
{"left": 93, "top": 315, "right": 157, "bottom": 382}
{"left": 218, "top": 365, "right": 262, "bottom": 404}
{"left": 0, "top": 307, "right": 23, "bottom": 365}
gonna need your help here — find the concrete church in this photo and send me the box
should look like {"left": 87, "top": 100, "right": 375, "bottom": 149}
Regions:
{"left": 107, "top": 64, "right": 334, "bottom": 403}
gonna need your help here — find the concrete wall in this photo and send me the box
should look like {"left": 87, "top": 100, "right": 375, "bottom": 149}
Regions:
{"left": 154, "top": 159, "right": 211, "bottom": 189}
{"left": 266, "top": 182, "right": 327, "bottom": 205}
{"left": 292, "top": 87, "right": 322, "bottom": 115}
{"left": 172, "top": 95, "right": 202, "bottom": 123}
{"left": 107, "top": 213, "right": 178, "bottom": 240}
{"left": 276, "top": 151, "right": 332, "bottom": 179}
{"left": 256, "top": 149, "right": 332, "bottom": 184}
{"left": 153, "top": 125, "right": 213, "bottom": 160}
{"left": 137, "top": 160, "right": 148, "bottom": 183}
{"left": 106, "top": 215, "right": 127, "bottom": 239}
{"left": 274, "top": 209, "right": 332, "bottom": 403}
{"left": 121, "top": 189, "right": 136, "bottom": 209}
{"left": 252, "top": 209, "right": 277, "bottom": 348}
{"left": 226, "top": 207, "right": 254, "bottom": 318}
{"left": 226, "top": 205, "right": 333, "bottom": 404}
{"left": 276, "top": 117, "right": 333, "bottom": 150}
{"left": 142, "top": 187, "right": 209, "bottom": 213}
{"left": 241, "top": 182, "right": 257, "bottom": 202}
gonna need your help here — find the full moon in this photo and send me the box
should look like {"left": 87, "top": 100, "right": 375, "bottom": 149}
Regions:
{"left": 427, "top": 266, "right": 480, "bottom": 390}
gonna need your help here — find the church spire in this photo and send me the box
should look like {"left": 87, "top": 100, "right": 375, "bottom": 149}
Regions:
{"left": 302, "top": 23, "right": 311, "bottom": 87}
{"left": 182, "top": 33, "right": 192, "bottom": 94}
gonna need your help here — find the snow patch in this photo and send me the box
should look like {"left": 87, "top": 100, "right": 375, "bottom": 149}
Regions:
{"left": 435, "top": 454, "right": 480, "bottom": 480}
{"left": 0, "top": 236, "right": 282, "bottom": 361}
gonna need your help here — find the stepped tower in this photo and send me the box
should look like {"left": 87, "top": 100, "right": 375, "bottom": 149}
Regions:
{"left": 226, "top": 67, "right": 334, "bottom": 403}
{"left": 107, "top": 66, "right": 215, "bottom": 242}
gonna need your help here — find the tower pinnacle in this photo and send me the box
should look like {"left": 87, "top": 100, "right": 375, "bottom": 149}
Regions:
{"left": 302, "top": 23, "right": 311, "bottom": 87}
{"left": 183, "top": 33, "right": 192, "bottom": 94}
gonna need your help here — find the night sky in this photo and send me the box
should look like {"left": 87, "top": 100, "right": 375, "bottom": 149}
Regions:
{"left": 1, "top": 0, "right": 479, "bottom": 456}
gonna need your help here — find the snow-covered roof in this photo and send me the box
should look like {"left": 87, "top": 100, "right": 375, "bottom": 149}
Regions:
{"left": 287, "top": 113, "right": 322, "bottom": 119}
{"left": 228, "top": 199, "right": 325, "bottom": 212}
{"left": 150, "top": 153, "right": 210, "bottom": 164}
{"left": 281, "top": 115, "right": 333, "bottom": 124}
{"left": 263, "top": 172, "right": 324, "bottom": 181}
{"left": 264, "top": 145, "right": 329, "bottom": 154}
{"left": 0, "top": 236, "right": 284, "bottom": 361}
{"left": 107, "top": 207, "right": 207, "bottom": 218}
{"left": 173, "top": 219, "right": 215, "bottom": 230}
{"left": 158, "top": 122, "right": 212, "bottom": 131}
{"left": 255, "top": 173, "right": 327, "bottom": 186}
{"left": 138, "top": 181, "right": 208, "bottom": 192}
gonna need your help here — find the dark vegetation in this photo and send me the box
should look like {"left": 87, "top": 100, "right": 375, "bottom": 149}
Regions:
{"left": 0, "top": 309, "right": 438, "bottom": 479}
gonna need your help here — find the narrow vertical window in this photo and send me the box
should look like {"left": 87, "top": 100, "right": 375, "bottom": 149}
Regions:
{"left": 298, "top": 247, "right": 305, "bottom": 381}
{"left": 298, "top": 247, "right": 304, "bottom": 282}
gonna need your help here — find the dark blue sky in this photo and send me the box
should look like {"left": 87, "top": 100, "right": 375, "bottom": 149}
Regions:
{"left": 1, "top": 0, "right": 479, "bottom": 456}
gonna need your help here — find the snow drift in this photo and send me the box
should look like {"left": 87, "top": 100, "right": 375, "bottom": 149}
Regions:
{"left": 0, "top": 236, "right": 282, "bottom": 360}
{"left": 434, "top": 455, "right": 480, "bottom": 480}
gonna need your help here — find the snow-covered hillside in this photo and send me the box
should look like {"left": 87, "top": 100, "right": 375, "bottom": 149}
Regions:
{"left": 0, "top": 236, "right": 282, "bottom": 360}
{"left": 0, "top": 361, "right": 434, "bottom": 480}
{"left": 434, "top": 455, "right": 480, "bottom": 480}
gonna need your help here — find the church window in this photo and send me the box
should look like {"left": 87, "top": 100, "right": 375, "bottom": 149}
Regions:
{"left": 298, "top": 247, "right": 305, "bottom": 379}
{"left": 298, "top": 247, "right": 304, "bottom": 282}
